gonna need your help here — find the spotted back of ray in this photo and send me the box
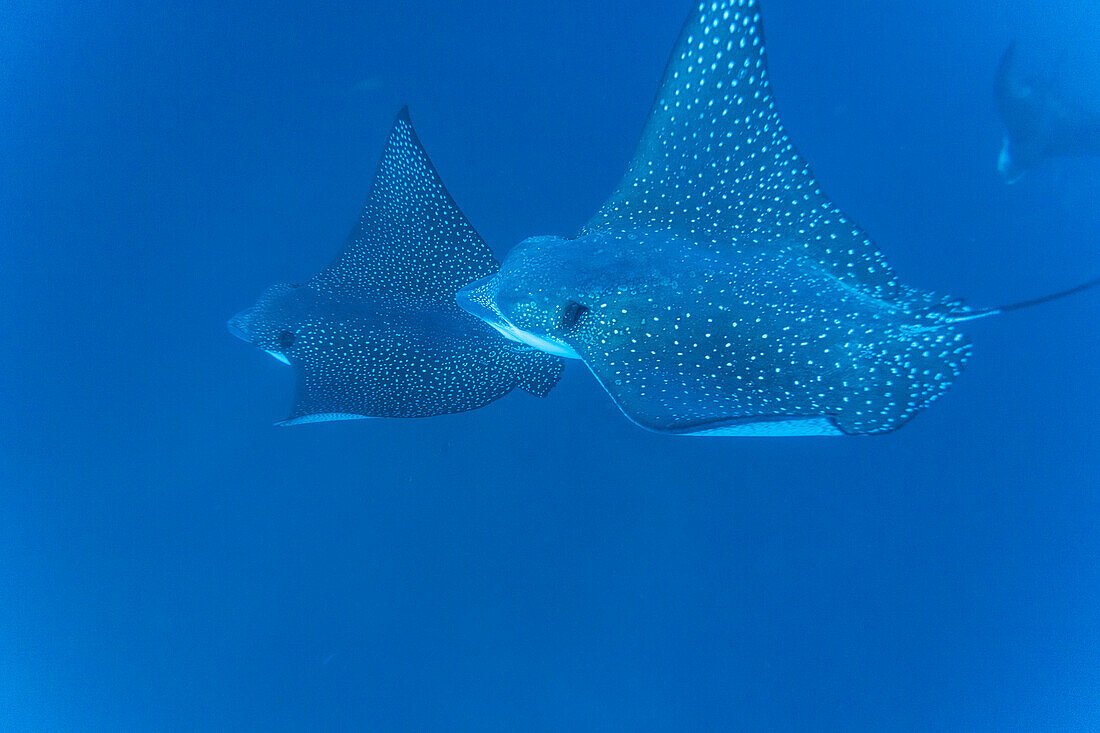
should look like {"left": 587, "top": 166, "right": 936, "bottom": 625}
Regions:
{"left": 581, "top": 0, "right": 898, "bottom": 298}
{"left": 279, "top": 299, "right": 562, "bottom": 423}
{"left": 230, "top": 111, "right": 564, "bottom": 423}
{"left": 310, "top": 108, "right": 498, "bottom": 301}
{"left": 567, "top": 251, "right": 970, "bottom": 436}
{"left": 463, "top": 229, "right": 970, "bottom": 436}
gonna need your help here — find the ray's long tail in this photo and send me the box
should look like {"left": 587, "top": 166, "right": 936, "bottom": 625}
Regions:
{"left": 946, "top": 275, "right": 1100, "bottom": 324}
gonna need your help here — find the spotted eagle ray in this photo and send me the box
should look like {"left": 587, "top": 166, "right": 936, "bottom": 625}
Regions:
{"left": 229, "top": 109, "right": 562, "bottom": 425}
{"left": 457, "top": 0, "right": 1100, "bottom": 436}
{"left": 996, "top": 42, "right": 1100, "bottom": 182}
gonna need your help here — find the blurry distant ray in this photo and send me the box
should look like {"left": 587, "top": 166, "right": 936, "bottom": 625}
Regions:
{"left": 458, "top": 0, "right": 1100, "bottom": 436}
{"left": 996, "top": 42, "right": 1100, "bottom": 182}
{"left": 230, "top": 109, "right": 562, "bottom": 425}
{"left": 353, "top": 78, "right": 383, "bottom": 94}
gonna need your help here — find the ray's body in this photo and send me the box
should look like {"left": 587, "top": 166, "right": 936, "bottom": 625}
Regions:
{"left": 459, "top": 0, "right": 1093, "bottom": 436}
{"left": 230, "top": 111, "right": 561, "bottom": 424}
{"left": 996, "top": 42, "right": 1100, "bottom": 182}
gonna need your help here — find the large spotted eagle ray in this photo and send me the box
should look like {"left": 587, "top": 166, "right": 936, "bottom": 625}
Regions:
{"left": 458, "top": 0, "right": 1100, "bottom": 436}
{"left": 229, "top": 109, "right": 562, "bottom": 425}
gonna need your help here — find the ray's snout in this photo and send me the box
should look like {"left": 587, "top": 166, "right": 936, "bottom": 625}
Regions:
{"left": 457, "top": 275, "right": 581, "bottom": 360}
{"left": 997, "top": 137, "right": 1022, "bottom": 184}
{"left": 456, "top": 274, "right": 524, "bottom": 344}
{"left": 455, "top": 275, "right": 501, "bottom": 326}
{"left": 227, "top": 307, "right": 256, "bottom": 343}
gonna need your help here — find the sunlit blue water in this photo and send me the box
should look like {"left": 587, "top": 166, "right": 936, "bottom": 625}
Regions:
{"left": 3, "top": 1, "right": 1100, "bottom": 729}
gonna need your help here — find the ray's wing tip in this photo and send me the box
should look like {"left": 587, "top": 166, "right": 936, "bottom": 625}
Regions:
{"left": 274, "top": 412, "right": 373, "bottom": 427}
{"left": 996, "top": 41, "right": 1021, "bottom": 95}
{"left": 515, "top": 355, "right": 566, "bottom": 399}
{"left": 387, "top": 106, "right": 415, "bottom": 139}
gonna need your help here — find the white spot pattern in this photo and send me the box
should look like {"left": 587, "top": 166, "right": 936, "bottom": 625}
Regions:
{"left": 312, "top": 111, "right": 498, "bottom": 301}
{"left": 583, "top": 0, "right": 898, "bottom": 299}
{"left": 465, "top": 1, "right": 975, "bottom": 435}
{"left": 477, "top": 230, "right": 969, "bottom": 435}
{"left": 231, "top": 111, "right": 562, "bottom": 422}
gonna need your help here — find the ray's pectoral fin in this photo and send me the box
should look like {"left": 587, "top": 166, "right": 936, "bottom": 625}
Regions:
{"left": 580, "top": 0, "right": 897, "bottom": 299}
{"left": 275, "top": 362, "right": 375, "bottom": 427}
{"left": 274, "top": 322, "right": 531, "bottom": 423}
{"left": 576, "top": 346, "right": 843, "bottom": 437}
{"left": 310, "top": 107, "right": 499, "bottom": 301}
{"left": 513, "top": 351, "right": 565, "bottom": 398}
{"left": 667, "top": 416, "right": 842, "bottom": 437}
{"left": 995, "top": 41, "right": 1026, "bottom": 104}
{"left": 1051, "top": 106, "right": 1100, "bottom": 158}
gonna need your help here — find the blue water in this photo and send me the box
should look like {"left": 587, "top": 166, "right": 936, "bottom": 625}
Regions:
{"left": 4, "top": 1, "right": 1100, "bottom": 729}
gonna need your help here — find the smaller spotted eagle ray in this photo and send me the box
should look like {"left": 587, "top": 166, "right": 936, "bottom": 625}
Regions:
{"left": 996, "top": 42, "right": 1100, "bottom": 182}
{"left": 229, "top": 109, "right": 562, "bottom": 425}
{"left": 457, "top": 0, "right": 1100, "bottom": 436}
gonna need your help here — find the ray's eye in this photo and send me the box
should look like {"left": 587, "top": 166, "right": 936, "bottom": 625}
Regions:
{"left": 278, "top": 330, "right": 297, "bottom": 349}
{"left": 560, "top": 301, "right": 588, "bottom": 331}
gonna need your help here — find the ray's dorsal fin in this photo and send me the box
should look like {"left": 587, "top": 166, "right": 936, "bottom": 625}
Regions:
{"left": 310, "top": 108, "right": 499, "bottom": 301}
{"left": 581, "top": 0, "right": 898, "bottom": 298}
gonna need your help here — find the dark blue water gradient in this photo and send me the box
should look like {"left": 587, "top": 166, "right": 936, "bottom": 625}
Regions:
{"left": 3, "top": 0, "right": 1099, "bottom": 729}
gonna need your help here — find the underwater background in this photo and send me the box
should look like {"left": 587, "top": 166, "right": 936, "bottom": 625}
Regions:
{"left": 4, "top": 0, "right": 1100, "bottom": 729}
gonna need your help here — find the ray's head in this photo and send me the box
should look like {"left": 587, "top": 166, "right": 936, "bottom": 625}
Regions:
{"left": 457, "top": 231, "right": 685, "bottom": 361}
{"left": 997, "top": 130, "right": 1045, "bottom": 183}
{"left": 227, "top": 283, "right": 315, "bottom": 365}
{"left": 456, "top": 236, "right": 593, "bottom": 359}
{"left": 997, "top": 137, "right": 1024, "bottom": 183}
{"left": 994, "top": 42, "right": 1048, "bottom": 183}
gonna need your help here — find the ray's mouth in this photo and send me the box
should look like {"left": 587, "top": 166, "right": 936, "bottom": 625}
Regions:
{"left": 456, "top": 276, "right": 581, "bottom": 359}
{"left": 455, "top": 276, "right": 523, "bottom": 344}
{"left": 997, "top": 136, "right": 1023, "bottom": 183}
{"left": 227, "top": 309, "right": 254, "bottom": 343}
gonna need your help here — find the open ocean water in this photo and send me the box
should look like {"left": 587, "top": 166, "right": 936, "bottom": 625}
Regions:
{"left": 3, "top": 0, "right": 1100, "bottom": 730}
